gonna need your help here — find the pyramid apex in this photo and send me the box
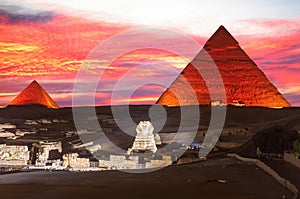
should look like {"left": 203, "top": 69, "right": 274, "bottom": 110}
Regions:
{"left": 218, "top": 25, "right": 226, "bottom": 29}
{"left": 204, "top": 25, "right": 239, "bottom": 49}
{"left": 215, "top": 25, "right": 231, "bottom": 33}
{"left": 216, "top": 25, "right": 230, "bottom": 33}
{"left": 30, "top": 80, "right": 39, "bottom": 84}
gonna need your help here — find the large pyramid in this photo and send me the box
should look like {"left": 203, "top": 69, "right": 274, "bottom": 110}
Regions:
{"left": 156, "top": 26, "right": 290, "bottom": 107}
{"left": 9, "top": 80, "right": 59, "bottom": 108}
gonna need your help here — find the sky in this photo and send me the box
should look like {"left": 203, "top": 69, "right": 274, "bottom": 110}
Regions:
{"left": 0, "top": 0, "right": 299, "bottom": 106}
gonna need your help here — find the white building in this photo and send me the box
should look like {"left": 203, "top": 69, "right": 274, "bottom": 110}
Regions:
{"left": 0, "top": 144, "right": 30, "bottom": 166}
{"left": 62, "top": 153, "right": 90, "bottom": 168}
{"left": 35, "top": 141, "right": 62, "bottom": 166}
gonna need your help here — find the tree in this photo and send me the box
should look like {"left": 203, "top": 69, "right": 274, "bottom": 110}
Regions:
{"left": 293, "top": 139, "right": 300, "bottom": 158}
{"left": 253, "top": 124, "right": 298, "bottom": 154}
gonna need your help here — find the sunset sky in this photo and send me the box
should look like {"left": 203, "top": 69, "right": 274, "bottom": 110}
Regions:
{"left": 0, "top": 0, "right": 299, "bottom": 106}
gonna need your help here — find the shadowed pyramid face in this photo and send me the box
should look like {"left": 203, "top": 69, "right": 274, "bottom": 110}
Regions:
{"left": 157, "top": 26, "right": 290, "bottom": 107}
{"left": 9, "top": 80, "right": 59, "bottom": 108}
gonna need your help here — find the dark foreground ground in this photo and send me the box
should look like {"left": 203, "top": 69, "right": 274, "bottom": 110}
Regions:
{"left": 264, "top": 159, "right": 300, "bottom": 192}
{"left": 0, "top": 158, "right": 293, "bottom": 199}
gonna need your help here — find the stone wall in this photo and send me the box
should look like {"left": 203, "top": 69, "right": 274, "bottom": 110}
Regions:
{"left": 0, "top": 159, "right": 27, "bottom": 166}
{"left": 99, "top": 155, "right": 173, "bottom": 170}
{"left": 145, "top": 156, "right": 172, "bottom": 169}
{"left": 62, "top": 153, "right": 90, "bottom": 168}
{"left": 99, "top": 155, "right": 140, "bottom": 170}
{"left": 284, "top": 153, "right": 300, "bottom": 169}
{"left": 228, "top": 153, "right": 298, "bottom": 199}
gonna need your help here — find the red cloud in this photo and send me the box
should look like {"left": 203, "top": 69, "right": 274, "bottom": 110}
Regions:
{"left": 235, "top": 23, "right": 300, "bottom": 106}
{"left": 0, "top": 14, "right": 299, "bottom": 106}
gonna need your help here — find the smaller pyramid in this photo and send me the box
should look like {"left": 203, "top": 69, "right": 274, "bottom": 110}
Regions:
{"left": 9, "top": 80, "right": 59, "bottom": 108}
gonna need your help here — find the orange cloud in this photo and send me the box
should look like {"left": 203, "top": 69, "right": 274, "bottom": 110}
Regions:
{"left": 0, "top": 12, "right": 299, "bottom": 106}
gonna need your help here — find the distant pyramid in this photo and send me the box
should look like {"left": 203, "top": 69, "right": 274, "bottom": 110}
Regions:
{"left": 9, "top": 80, "right": 59, "bottom": 108}
{"left": 156, "top": 26, "right": 290, "bottom": 107}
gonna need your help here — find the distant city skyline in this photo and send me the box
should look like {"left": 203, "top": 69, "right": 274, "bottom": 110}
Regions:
{"left": 0, "top": 1, "right": 299, "bottom": 106}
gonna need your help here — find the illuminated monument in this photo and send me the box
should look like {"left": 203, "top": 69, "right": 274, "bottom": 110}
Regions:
{"left": 9, "top": 80, "right": 59, "bottom": 108}
{"left": 156, "top": 26, "right": 290, "bottom": 107}
{"left": 128, "top": 121, "right": 158, "bottom": 154}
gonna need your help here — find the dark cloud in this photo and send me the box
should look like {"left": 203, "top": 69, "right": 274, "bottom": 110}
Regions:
{"left": 260, "top": 64, "right": 287, "bottom": 69}
{"left": 261, "top": 59, "right": 300, "bottom": 67}
{"left": 287, "top": 44, "right": 300, "bottom": 50}
{"left": 0, "top": 4, "right": 53, "bottom": 24}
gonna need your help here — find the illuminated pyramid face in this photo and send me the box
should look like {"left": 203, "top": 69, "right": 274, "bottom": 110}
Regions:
{"left": 9, "top": 80, "right": 59, "bottom": 108}
{"left": 156, "top": 26, "right": 290, "bottom": 107}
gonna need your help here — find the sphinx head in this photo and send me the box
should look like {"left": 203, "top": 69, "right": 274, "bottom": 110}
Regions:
{"left": 136, "top": 121, "right": 154, "bottom": 136}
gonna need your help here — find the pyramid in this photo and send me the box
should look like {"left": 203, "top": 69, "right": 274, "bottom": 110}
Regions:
{"left": 9, "top": 80, "right": 59, "bottom": 108}
{"left": 156, "top": 26, "right": 290, "bottom": 107}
